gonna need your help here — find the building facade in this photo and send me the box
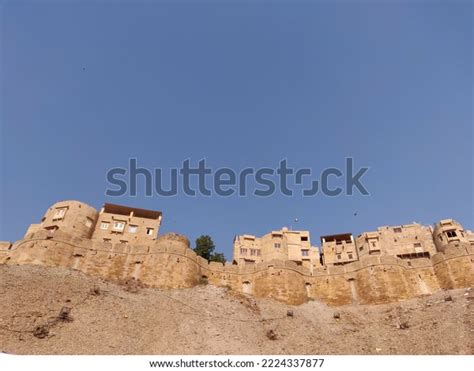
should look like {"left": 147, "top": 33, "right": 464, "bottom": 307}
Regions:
{"left": 356, "top": 223, "right": 437, "bottom": 260}
{"left": 234, "top": 221, "right": 474, "bottom": 267}
{"left": 25, "top": 201, "right": 162, "bottom": 246}
{"left": 4, "top": 200, "right": 473, "bottom": 306}
{"left": 433, "top": 219, "right": 474, "bottom": 252}
{"left": 233, "top": 227, "right": 321, "bottom": 271}
{"left": 91, "top": 203, "right": 162, "bottom": 245}
{"left": 320, "top": 233, "right": 358, "bottom": 265}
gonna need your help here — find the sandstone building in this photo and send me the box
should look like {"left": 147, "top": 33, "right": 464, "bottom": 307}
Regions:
{"left": 91, "top": 203, "right": 162, "bottom": 245}
{"left": 1, "top": 200, "right": 473, "bottom": 306}
{"left": 433, "top": 219, "right": 474, "bottom": 252}
{"left": 24, "top": 201, "right": 162, "bottom": 245}
{"left": 234, "top": 222, "right": 469, "bottom": 267}
{"left": 233, "top": 228, "right": 321, "bottom": 271}
{"left": 320, "top": 233, "right": 357, "bottom": 266}
{"left": 355, "top": 223, "right": 437, "bottom": 260}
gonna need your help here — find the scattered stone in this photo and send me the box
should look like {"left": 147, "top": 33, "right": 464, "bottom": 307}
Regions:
{"left": 120, "top": 278, "right": 144, "bottom": 293}
{"left": 266, "top": 329, "right": 277, "bottom": 340}
{"left": 286, "top": 310, "right": 294, "bottom": 317}
{"left": 90, "top": 287, "right": 101, "bottom": 296}
{"left": 33, "top": 325, "right": 49, "bottom": 339}
{"left": 444, "top": 295, "right": 453, "bottom": 302}
{"left": 58, "top": 306, "right": 73, "bottom": 322}
{"left": 396, "top": 320, "right": 409, "bottom": 329}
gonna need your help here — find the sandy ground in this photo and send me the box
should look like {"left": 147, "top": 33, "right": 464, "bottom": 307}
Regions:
{"left": 0, "top": 265, "right": 472, "bottom": 355}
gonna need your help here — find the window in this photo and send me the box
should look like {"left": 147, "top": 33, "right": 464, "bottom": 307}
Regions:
{"left": 256, "top": 250, "right": 261, "bottom": 256}
{"left": 274, "top": 243, "right": 281, "bottom": 248}
{"left": 393, "top": 228, "right": 402, "bottom": 233}
{"left": 45, "top": 226, "right": 57, "bottom": 235}
{"left": 100, "top": 222, "right": 109, "bottom": 230}
{"left": 414, "top": 243, "right": 422, "bottom": 247}
{"left": 359, "top": 246, "right": 363, "bottom": 251}
{"left": 250, "top": 249, "right": 258, "bottom": 256}
{"left": 120, "top": 240, "right": 128, "bottom": 245}
{"left": 53, "top": 207, "right": 67, "bottom": 220}
{"left": 128, "top": 225, "right": 138, "bottom": 233}
{"left": 85, "top": 218, "right": 93, "bottom": 228}
{"left": 301, "top": 236, "right": 308, "bottom": 242}
{"left": 103, "top": 238, "right": 112, "bottom": 244}
{"left": 146, "top": 227, "right": 155, "bottom": 236}
{"left": 348, "top": 253, "right": 353, "bottom": 259}
{"left": 301, "top": 250, "right": 309, "bottom": 257}
{"left": 113, "top": 222, "right": 125, "bottom": 231}
{"left": 337, "top": 254, "right": 341, "bottom": 260}
{"left": 371, "top": 242, "right": 377, "bottom": 247}
{"left": 446, "top": 230, "right": 457, "bottom": 238}
{"left": 240, "top": 248, "right": 247, "bottom": 255}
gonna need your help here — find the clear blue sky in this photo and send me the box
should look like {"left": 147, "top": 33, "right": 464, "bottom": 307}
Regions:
{"left": 1, "top": 1, "right": 472, "bottom": 260}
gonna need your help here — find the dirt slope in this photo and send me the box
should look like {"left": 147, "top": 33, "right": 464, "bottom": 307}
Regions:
{"left": 0, "top": 265, "right": 472, "bottom": 355}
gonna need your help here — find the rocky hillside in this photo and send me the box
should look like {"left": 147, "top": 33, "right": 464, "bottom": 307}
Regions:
{"left": 0, "top": 265, "right": 472, "bottom": 355}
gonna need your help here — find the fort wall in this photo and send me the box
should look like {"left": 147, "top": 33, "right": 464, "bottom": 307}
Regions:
{"left": 1, "top": 232, "right": 472, "bottom": 306}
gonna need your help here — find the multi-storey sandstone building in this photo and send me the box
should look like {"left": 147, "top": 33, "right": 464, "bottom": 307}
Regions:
{"left": 24, "top": 201, "right": 162, "bottom": 244}
{"left": 1, "top": 200, "right": 473, "bottom": 306}
{"left": 233, "top": 228, "right": 321, "bottom": 271}
{"left": 233, "top": 222, "right": 461, "bottom": 267}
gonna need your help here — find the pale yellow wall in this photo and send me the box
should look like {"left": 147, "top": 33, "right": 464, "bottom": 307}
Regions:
{"left": 23, "top": 201, "right": 162, "bottom": 246}
{"left": 91, "top": 210, "right": 162, "bottom": 245}
{"left": 233, "top": 228, "right": 321, "bottom": 269}
{"left": 321, "top": 235, "right": 357, "bottom": 266}
{"left": 433, "top": 219, "right": 474, "bottom": 252}
{"left": 3, "top": 201, "right": 474, "bottom": 306}
{"left": 357, "top": 223, "right": 437, "bottom": 259}
{"left": 3, "top": 230, "right": 473, "bottom": 306}
{"left": 233, "top": 235, "right": 262, "bottom": 265}
{"left": 24, "top": 200, "right": 99, "bottom": 240}
{"left": 355, "top": 231, "right": 381, "bottom": 257}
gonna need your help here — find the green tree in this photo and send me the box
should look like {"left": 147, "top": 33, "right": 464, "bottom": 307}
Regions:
{"left": 194, "top": 235, "right": 226, "bottom": 263}
{"left": 209, "top": 252, "right": 226, "bottom": 264}
{"left": 194, "top": 235, "right": 215, "bottom": 260}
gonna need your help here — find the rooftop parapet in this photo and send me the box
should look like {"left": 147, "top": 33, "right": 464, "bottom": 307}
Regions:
{"left": 102, "top": 203, "right": 162, "bottom": 220}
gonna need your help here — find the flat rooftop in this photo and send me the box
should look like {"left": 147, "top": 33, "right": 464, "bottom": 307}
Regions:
{"left": 320, "top": 233, "right": 353, "bottom": 243}
{"left": 102, "top": 203, "right": 162, "bottom": 220}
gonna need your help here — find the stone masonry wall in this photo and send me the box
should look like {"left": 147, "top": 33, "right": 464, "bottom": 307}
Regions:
{"left": 0, "top": 233, "right": 473, "bottom": 306}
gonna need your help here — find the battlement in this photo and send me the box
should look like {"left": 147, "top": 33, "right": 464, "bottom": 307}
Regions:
{"left": 1, "top": 200, "right": 473, "bottom": 306}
